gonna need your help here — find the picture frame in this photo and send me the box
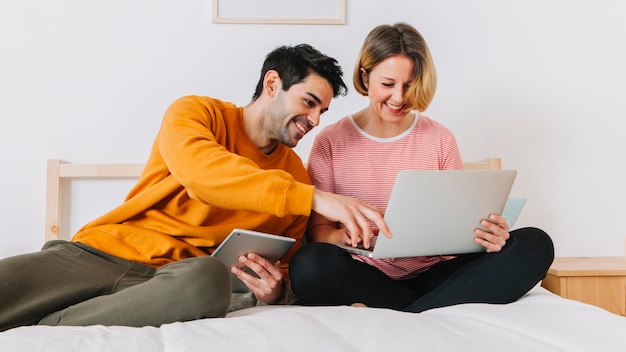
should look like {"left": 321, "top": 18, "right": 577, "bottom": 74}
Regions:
{"left": 212, "top": 0, "right": 346, "bottom": 25}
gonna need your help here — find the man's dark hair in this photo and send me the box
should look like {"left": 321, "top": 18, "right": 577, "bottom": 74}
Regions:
{"left": 252, "top": 44, "right": 348, "bottom": 101}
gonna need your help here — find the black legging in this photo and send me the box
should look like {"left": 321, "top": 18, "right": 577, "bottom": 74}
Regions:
{"left": 289, "top": 227, "right": 554, "bottom": 312}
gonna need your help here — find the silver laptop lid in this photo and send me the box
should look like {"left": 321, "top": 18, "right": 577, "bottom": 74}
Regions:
{"left": 372, "top": 169, "right": 517, "bottom": 258}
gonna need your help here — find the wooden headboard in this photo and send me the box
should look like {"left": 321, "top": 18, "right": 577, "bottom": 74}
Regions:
{"left": 463, "top": 158, "right": 501, "bottom": 170}
{"left": 45, "top": 158, "right": 502, "bottom": 242}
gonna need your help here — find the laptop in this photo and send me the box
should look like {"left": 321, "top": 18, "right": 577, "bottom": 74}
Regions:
{"left": 339, "top": 169, "right": 517, "bottom": 258}
{"left": 211, "top": 228, "right": 296, "bottom": 293}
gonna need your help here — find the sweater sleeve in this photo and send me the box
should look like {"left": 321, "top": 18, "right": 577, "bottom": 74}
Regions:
{"left": 157, "top": 96, "right": 313, "bottom": 217}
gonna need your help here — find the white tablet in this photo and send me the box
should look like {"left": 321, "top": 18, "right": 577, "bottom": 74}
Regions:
{"left": 211, "top": 228, "right": 296, "bottom": 293}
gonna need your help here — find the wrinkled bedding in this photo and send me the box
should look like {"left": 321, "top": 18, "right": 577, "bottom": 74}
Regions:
{"left": 1, "top": 287, "right": 624, "bottom": 352}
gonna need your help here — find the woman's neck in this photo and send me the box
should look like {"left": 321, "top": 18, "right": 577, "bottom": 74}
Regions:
{"left": 352, "top": 108, "right": 416, "bottom": 138}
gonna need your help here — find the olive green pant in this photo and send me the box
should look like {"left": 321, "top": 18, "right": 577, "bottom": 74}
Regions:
{"left": 0, "top": 240, "right": 231, "bottom": 332}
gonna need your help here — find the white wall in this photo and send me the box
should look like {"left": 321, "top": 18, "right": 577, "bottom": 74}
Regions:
{"left": 1, "top": 0, "right": 625, "bottom": 258}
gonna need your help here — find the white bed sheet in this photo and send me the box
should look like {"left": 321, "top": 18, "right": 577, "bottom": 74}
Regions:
{"left": 1, "top": 287, "right": 624, "bottom": 352}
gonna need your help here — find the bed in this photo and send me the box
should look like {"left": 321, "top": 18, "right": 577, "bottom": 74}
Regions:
{"left": 1, "top": 158, "right": 625, "bottom": 351}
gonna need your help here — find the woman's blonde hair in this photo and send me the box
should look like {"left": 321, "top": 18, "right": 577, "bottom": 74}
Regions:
{"left": 353, "top": 23, "right": 437, "bottom": 112}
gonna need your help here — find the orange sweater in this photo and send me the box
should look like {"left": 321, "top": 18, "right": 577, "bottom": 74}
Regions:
{"left": 72, "top": 96, "right": 314, "bottom": 267}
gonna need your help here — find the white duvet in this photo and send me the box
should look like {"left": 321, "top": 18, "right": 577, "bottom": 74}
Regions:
{"left": 1, "top": 287, "right": 624, "bottom": 352}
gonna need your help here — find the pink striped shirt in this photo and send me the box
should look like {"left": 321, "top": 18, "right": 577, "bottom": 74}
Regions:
{"left": 307, "top": 113, "right": 464, "bottom": 280}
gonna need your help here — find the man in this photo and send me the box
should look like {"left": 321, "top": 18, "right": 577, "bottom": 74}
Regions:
{"left": 0, "top": 44, "right": 388, "bottom": 331}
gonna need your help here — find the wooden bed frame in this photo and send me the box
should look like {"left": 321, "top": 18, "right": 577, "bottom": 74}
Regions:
{"left": 44, "top": 158, "right": 502, "bottom": 242}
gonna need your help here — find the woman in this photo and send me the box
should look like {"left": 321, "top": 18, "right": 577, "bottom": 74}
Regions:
{"left": 289, "top": 23, "right": 554, "bottom": 312}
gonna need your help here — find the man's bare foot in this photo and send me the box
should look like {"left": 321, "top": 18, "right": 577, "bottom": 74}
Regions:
{"left": 351, "top": 303, "right": 368, "bottom": 308}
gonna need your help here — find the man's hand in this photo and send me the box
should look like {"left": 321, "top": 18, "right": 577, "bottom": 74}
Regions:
{"left": 311, "top": 189, "right": 392, "bottom": 249}
{"left": 230, "top": 253, "right": 284, "bottom": 304}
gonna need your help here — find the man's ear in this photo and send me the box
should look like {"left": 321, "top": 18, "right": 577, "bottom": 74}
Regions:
{"left": 264, "top": 70, "right": 282, "bottom": 97}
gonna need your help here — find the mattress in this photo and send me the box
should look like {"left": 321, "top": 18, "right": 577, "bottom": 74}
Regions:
{"left": 1, "top": 286, "right": 624, "bottom": 352}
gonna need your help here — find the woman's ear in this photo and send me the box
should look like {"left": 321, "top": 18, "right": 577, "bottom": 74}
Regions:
{"left": 264, "top": 70, "right": 281, "bottom": 97}
{"left": 360, "top": 68, "right": 369, "bottom": 89}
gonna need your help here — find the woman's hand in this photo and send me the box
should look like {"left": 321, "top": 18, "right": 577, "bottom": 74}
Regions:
{"left": 473, "top": 214, "right": 510, "bottom": 253}
{"left": 231, "top": 253, "right": 284, "bottom": 304}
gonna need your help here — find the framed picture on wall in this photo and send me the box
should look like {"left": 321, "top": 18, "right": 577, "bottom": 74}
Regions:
{"left": 212, "top": 0, "right": 346, "bottom": 25}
